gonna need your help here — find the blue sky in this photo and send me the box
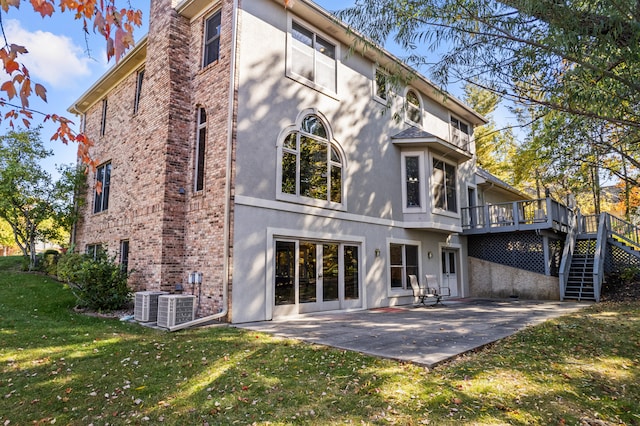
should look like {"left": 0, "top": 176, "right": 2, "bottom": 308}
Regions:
{"left": 3, "top": 0, "right": 508, "bottom": 177}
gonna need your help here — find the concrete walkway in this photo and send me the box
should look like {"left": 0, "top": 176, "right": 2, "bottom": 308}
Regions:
{"left": 236, "top": 299, "right": 591, "bottom": 367}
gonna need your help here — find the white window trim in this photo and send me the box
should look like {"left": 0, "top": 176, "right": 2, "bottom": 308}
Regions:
{"left": 404, "top": 87, "right": 423, "bottom": 127}
{"left": 401, "top": 151, "right": 427, "bottom": 213}
{"left": 276, "top": 109, "right": 347, "bottom": 211}
{"left": 386, "top": 237, "right": 422, "bottom": 297}
{"left": 266, "top": 227, "right": 367, "bottom": 320}
{"left": 429, "top": 152, "right": 460, "bottom": 218}
{"left": 286, "top": 15, "right": 340, "bottom": 99}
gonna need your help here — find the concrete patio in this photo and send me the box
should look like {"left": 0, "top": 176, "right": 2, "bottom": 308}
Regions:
{"left": 235, "top": 298, "right": 592, "bottom": 367}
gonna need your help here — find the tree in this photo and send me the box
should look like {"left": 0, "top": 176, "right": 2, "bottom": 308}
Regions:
{"left": 0, "top": 128, "right": 84, "bottom": 269}
{"left": 0, "top": 1, "right": 142, "bottom": 166}
{"left": 463, "top": 84, "right": 516, "bottom": 183}
{"left": 0, "top": 217, "right": 15, "bottom": 256}
{"left": 338, "top": 0, "right": 640, "bottom": 187}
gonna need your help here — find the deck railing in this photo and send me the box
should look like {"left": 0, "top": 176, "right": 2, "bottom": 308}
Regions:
{"left": 462, "top": 197, "right": 573, "bottom": 234}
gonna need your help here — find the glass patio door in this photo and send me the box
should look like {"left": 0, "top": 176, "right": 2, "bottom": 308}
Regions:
{"left": 441, "top": 249, "right": 458, "bottom": 297}
{"left": 274, "top": 240, "right": 360, "bottom": 316}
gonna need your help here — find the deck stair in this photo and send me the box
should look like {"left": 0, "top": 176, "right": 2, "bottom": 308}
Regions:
{"left": 560, "top": 213, "right": 640, "bottom": 302}
{"left": 564, "top": 238, "right": 596, "bottom": 301}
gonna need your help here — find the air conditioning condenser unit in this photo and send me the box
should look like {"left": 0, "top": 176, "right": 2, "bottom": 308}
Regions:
{"left": 134, "top": 291, "right": 169, "bottom": 322}
{"left": 157, "top": 294, "right": 196, "bottom": 329}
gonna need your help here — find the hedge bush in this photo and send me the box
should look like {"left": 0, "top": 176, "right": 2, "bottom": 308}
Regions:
{"left": 57, "top": 252, "right": 131, "bottom": 311}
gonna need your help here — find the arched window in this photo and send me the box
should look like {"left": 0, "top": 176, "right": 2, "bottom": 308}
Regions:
{"left": 405, "top": 89, "right": 422, "bottom": 125}
{"left": 280, "top": 114, "right": 343, "bottom": 205}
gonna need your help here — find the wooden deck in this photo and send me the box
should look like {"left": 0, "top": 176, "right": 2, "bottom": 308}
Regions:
{"left": 461, "top": 198, "right": 573, "bottom": 235}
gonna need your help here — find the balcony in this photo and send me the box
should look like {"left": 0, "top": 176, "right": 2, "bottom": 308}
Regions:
{"left": 391, "top": 127, "right": 472, "bottom": 162}
{"left": 461, "top": 198, "right": 574, "bottom": 235}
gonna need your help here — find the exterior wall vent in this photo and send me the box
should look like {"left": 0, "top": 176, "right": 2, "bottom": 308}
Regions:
{"left": 157, "top": 295, "right": 196, "bottom": 329}
{"left": 134, "top": 291, "right": 169, "bottom": 322}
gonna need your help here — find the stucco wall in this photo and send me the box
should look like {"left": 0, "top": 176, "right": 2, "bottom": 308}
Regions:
{"left": 468, "top": 257, "right": 560, "bottom": 300}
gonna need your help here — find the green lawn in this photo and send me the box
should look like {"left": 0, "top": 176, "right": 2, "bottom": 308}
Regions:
{"left": 1, "top": 255, "right": 639, "bottom": 425}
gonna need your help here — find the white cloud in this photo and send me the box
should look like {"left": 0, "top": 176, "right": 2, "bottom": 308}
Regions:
{"left": 5, "top": 19, "right": 93, "bottom": 88}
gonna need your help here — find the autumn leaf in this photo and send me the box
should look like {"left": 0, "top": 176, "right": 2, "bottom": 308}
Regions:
{"left": 1, "top": 80, "right": 16, "bottom": 99}
{"left": 0, "top": 0, "right": 21, "bottom": 12}
{"left": 34, "top": 83, "right": 47, "bottom": 102}
{"left": 30, "top": 0, "right": 55, "bottom": 17}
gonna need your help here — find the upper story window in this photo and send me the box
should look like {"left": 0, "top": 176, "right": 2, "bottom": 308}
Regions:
{"left": 133, "top": 69, "right": 144, "bottom": 114}
{"left": 194, "top": 108, "right": 207, "bottom": 192}
{"left": 450, "top": 116, "right": 471, "bottom": 149}
{"left": 203, "top": 10, "right": 222, "bottom": 67}
{"left": 279, "top": 114, "right": 343, "bottom": 207}
{"left": 100, "top": 98, "right": 107, "bottom": 136}
{"left": 405, "top": 89, "right": 422, "bottom": 125}
{"left": 432, "top": 158, "right": 457, "bottom": 213}
{"left": 374, "top": 68, "right": 388, "bottom": 101}
{"left": 289, "top": 21, "right": 337, "bottom": 93}
{"left": 405, "top": 155, "right": 421, "bottom": 208}
{"left": 94, "top": 162, "right": 111, "bottom": 213}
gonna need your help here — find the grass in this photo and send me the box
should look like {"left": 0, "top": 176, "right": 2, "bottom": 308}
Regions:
{"left": 0, "top": 255, "right": 639, "bottom": 425}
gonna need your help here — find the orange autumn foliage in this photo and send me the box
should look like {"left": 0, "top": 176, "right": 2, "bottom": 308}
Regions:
{"left": 0, "top": 0, "right": 142, "bottom": 169}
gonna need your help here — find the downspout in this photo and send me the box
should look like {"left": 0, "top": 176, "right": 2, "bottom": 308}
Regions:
{"left": 169, "top": 0, "right": 238, "bottom": 331}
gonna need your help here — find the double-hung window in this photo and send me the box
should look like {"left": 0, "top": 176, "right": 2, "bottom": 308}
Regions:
{"left": 450, "top": 116, "right": 471, "bottom": 149}
{"left": 280, "top": 114, "right": 343, "bottom": 206}
{"left": 374, "top": 68, "right": 388, "bottom": 101}
{"left": 390, "top": 243, "right": 419, "bottom": 290}
{"left": 203, "top": 10, "right": 222, "bottom": 67}
{"left": 94, "top": 162, "right": 111, "bottom": 213}
{"left": 433, "top": 159, "right": 457, "bottom": 213}
{"left": 290, "top": 21, "right": 337, "bottom": 92}
{"left": 405, "top": 156, "right": 421, "bottom": 208}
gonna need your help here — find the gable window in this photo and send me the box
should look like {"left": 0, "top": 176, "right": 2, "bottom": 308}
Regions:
{"left": 374, "top": 68, "right": 388, "bottom": 101}
{"left": 450, "top": 116, "right": 471, "bottom": 149}
{"left": 280, "top": 114, "right": 343, "bottom": 205}
{"left": 433, "top": 159, "right": 457, "bottom": 213}
{"left": 100, "top": 98, "right": 107, "bottom": 136}
{"left": 194, "top": 108, "right": 207, "bottom": 192}
{"left": 405, "top": 89, "right": 421, "bottom": 125}
{"left": 133, "top": 69, "right": 144, "bottom": 114}
{"left": 290, "top": 21, "right": 337, "bottom": 92}
{"left": 94, "top": 162, "right": 111, "bottom": 213}
{"left": 203, "top": 10, "right": 222, "bottom": 67}
{"left": 390, "top": 243, "right": 419, "bottom": 290}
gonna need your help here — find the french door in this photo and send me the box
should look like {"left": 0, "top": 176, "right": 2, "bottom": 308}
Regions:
{"left": 274, "top": 240, "right": 360, "bottom": 316}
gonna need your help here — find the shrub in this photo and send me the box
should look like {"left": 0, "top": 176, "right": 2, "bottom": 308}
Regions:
{"left": 58, "top": 252, "right": 131, "bottom": 311}
{"left": 39, "top": 249, "right": 59, "bottom": 276}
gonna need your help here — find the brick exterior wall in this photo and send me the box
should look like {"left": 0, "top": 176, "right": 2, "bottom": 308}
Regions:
{"left": 73, "top": 0, "right": 236, "bottom": 320}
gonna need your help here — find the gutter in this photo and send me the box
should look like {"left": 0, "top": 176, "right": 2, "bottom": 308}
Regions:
{"left": 169, "top": 0, "right": 239, "bottom": 331}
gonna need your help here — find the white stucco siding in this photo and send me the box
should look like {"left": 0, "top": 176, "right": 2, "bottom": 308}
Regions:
{"left": 235, "top": 1, "right": 408, "bottom": 220}
{"left": 230, "top": 202, "right": 458, "bottom": 323}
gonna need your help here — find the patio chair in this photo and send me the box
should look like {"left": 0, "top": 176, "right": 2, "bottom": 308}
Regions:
{"left": 409, "top": 274, "right": 447, "bottom": 306}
